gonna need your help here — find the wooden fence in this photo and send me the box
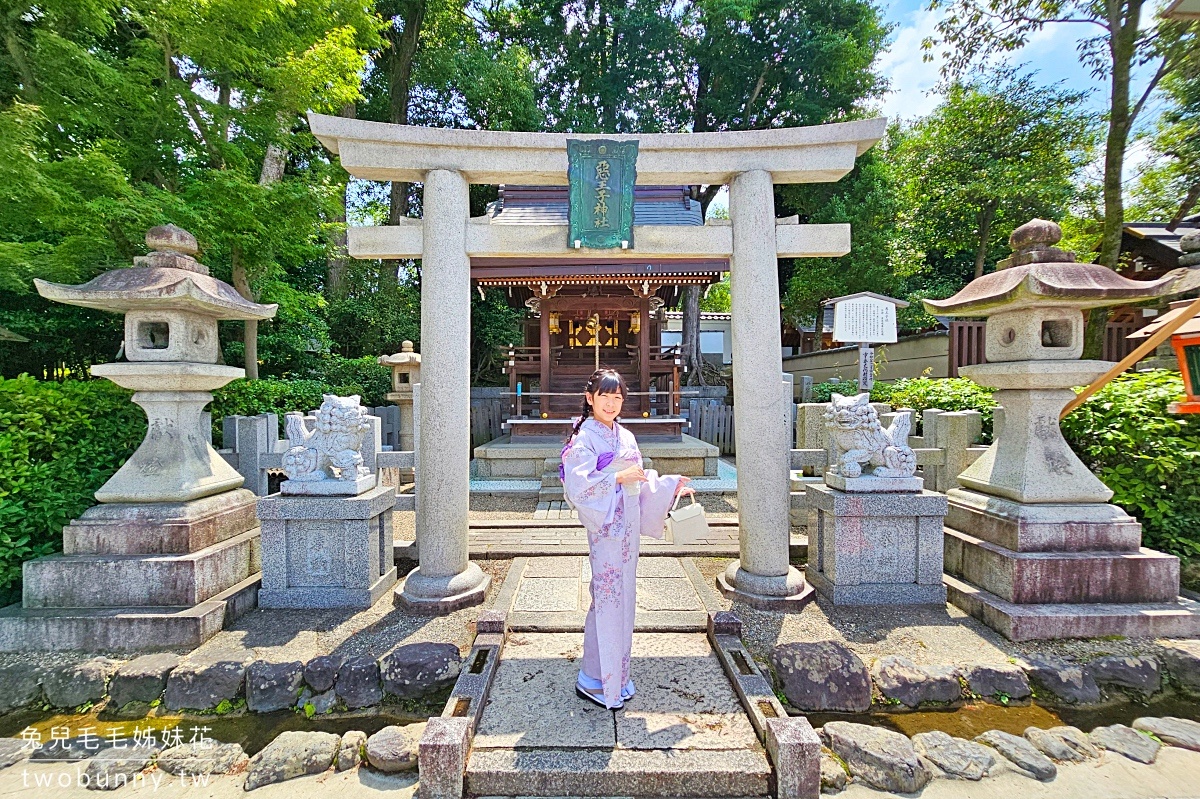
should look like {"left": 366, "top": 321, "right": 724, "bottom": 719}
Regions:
{"left": 690, "top": 401, "right": 736, "bottom": 455}
{"left": 470, "top": 399, "right": 508, "bottom": 448}
{"left": 948, "top": 321, "right": 986, "bottom": 377}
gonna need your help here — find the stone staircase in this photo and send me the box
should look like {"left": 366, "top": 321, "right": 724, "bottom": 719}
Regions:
{"left": 463, "top": 631, "right": 774, "bottom": 798}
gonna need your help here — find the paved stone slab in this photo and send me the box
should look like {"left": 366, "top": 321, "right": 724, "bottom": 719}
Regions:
{"left": 466, "top": 747, "right": 771, "bottom": 798}
{"left": 616, "top": 633, "right": 757, "bottom": 750}
{"left": 473, "top": 633, "right": 615, "bottom": 749}
{"left": 523, "top": 556, "right": 583, "bottom": 578}
{"left": 512, "top": 577, "right": 582, "bottom": 613}
{"left": 635, "top": 578, "right": 704, "bottom": 612}
{"left": 635, "top": 559, "right": 687, "bottom": 578}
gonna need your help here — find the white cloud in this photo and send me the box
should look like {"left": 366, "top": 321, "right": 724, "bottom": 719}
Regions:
{"left": 875, "top": 8, "right": 948, "bottom": 123}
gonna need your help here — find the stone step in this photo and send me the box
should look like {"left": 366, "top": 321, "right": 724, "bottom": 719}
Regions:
{"left": 0, "top": 574, "right": 259, "bottom": 652}
{"left": 944, "top": 573, "right": 1200, "bottom": 642}
{"left": 466, "top": 747, "right": 771, "bottom": 797}
{"left": 944, "top": 528, "right": 1180, "bottom": 605}
{"left": 23, "top": 529, "right": 260, "bottom": 609}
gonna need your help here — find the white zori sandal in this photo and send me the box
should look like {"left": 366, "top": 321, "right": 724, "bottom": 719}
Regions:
{"left": 576, "top": 672, "right": 635, "bottom": 709}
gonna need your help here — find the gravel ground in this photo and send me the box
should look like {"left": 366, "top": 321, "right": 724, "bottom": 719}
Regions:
{"left": 690, "top": 556, "right": 1182, "bottom": 670}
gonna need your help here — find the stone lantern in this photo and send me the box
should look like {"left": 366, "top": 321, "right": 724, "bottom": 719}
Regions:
{"left": 35, "top": 224, "right": 277, "bottom": 502}
{"left": 379, "top": 340, "right": 421, "bottom": 453}
{"left": 924, "top": 219, "right": 1200, "bottom": 640}
{"left": 0, "top": 225, "right": 278, "bottom": 651}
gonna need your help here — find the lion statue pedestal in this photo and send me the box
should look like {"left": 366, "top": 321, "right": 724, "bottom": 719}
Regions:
{"left": 806, "top": 393, "right": 948, "bottom": 606}
{"left": 257, "top": 395, "right": 397, "bottom": 608}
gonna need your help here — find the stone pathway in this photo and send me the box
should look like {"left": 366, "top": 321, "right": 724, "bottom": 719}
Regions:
{"left": 532, "top": 501, "right": 577, "bottom": 520}
{"left": 466, "top": 631, "right": 772, "bottom": 797}
{"left": 493, "top": 556, "right": 723, "bottom": 631}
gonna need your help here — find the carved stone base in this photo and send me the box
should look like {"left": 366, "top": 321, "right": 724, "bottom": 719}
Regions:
{"left": 396, "top": 562, "right": 490, "bottom": 614}
{"left": 281, "top": 474, "right": 377, "bottom": 496}
{"left": 824, "top": 473, "right": 923, "bottom": 493}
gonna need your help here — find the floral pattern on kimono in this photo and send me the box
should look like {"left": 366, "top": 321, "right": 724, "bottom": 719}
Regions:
{"left": 562, "top": 417, "right": 682, "bottom": 708}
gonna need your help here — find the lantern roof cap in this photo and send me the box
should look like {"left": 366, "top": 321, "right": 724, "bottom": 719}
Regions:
{"left": 924, "top": 218, "right": 1199, "bottom": 317}
{"left": 33, "top": 225, "right": 277, "bottom": 320}
{"left": 379, "top": 341, "right": 421, "bottom": 366}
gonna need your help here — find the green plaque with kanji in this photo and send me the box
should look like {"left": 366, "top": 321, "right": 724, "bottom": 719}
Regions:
{"left": 567, "top": 139, "right": 638, "bottom": 250}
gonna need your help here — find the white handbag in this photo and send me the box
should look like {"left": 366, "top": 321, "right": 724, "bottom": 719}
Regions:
{"left": 665, "top": 492, "right": 709, "bottom": 545}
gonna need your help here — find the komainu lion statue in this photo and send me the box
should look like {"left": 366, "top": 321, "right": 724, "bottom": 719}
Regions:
{"left": 282, "top": 394, "right": 371, "bottom": 482}
{"left": 823, "top": 392, "right": 917, "bottom": 479}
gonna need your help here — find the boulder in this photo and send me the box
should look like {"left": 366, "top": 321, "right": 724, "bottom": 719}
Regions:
{"left": 337, "top": 731, "right": 367, "bottom": 771}
{"left": 1160, "top": 641, "right": 1200, "bottom": 695}
{"left": 964, "top": 663, "right": 1030, "bottom": 702}
{"left": 911, "top": 730, "right": 995, "bottom": 780}
{"left": 31, "top": 736, "right": 117, "bottom": 762}
{"left": 108, "top": 654, "right": 179, "bottom": 708}
{"left": 1132, "top": 716, "right": 1200, "bottom": 751}
{"left": 1045, "top": 726, "right": 1100, "bottom": 759}
{"left": 1022, "top": 656, "right": 1099, "bottom": 705}
{"left": 335, "top": 656, "right": 382, "bottom": 709}
{"left": 157, "top": 742, "right": 248, "bottom": 776}
{"left": 1024, "top": 727, "right": 1085, "bottom": 762}
{"left": 0, "top": 738, "right": 31, "bottom": 769}
{"left": 0, "top": 664, "right": 42, "bottom": 714}
{"left": 819, "top": 750, "right": 846, "bottom": 793}
{"left": 871, "top": 657, "right": 961, "bottom": 708}
{"left": 379, "top": 643, "right": 462, "bottom": 699}
{"left": 246, "top": 660, "right": 304, "bottom": 713}
{"left": 296, "top": 688, "right": 338, "bottom": 715}
{"left": 1087, "top": 655, "right": 1160, "bottom": 697}
{"left": 364, "top": 723, "right": 426, "bottom": 773}
{"left": 83, "top": 744, "right": 160, "bottom": 790}
{"left": 1088, "top": 724, "right": 1160, "bottom": 764}
{"left": 975, "top": 730, "right": 1056, "bottom": 781}
{"left": 164, "top": 656, "right": 251, "bottom": 711}
{"left": 43, "top": 657, "right": 117, "bottom": 709}
{"left": 244, "top": 731, "right": 339, "bottom": 791}
{"left": 770, "top": 642, "right": 871, "bottom": 713}
{"left": 304, "top": 654, "right": 343, "bottom": 693}
{"left": 822, "top": 721, "right": 930, "bottom": 793}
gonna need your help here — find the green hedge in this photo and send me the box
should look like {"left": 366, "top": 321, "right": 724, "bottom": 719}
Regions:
{"left": 810, "top": 377, "right": 997, "bottom": 441}
{"left": 0, "top": 376, "right": 144, "bottom": 604}
{"left": 1062, "top": 370, "right": 1200, "bottom": 559}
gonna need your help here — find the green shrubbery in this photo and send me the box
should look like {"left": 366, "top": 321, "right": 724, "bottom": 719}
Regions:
{"left": 887, "top": 377, "right": 999, "bottom": 441}
{"left": 810, "top": 376, "right": 998, "bottom": 440}
{"left": 1062, "top": 370, "right": 1200, "bottom": 559}
{"left": 0, "top": 376, "right": 144, "bottom": 604}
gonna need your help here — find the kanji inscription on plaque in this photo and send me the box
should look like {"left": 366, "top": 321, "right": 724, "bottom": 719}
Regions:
{"left": 566, "top": 139, "right": 638, "bottom": 250}
{"left": 833, "top": 296, "right": 898, "bottom": 344}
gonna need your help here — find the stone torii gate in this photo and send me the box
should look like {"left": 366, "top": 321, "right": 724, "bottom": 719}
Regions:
{"left": 308, "top": 114, "right": 886, "bottom": 612}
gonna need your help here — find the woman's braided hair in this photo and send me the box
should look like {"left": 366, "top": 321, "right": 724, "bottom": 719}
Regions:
{"left": 568, "top": 368, "right": 628, "bottom": 440}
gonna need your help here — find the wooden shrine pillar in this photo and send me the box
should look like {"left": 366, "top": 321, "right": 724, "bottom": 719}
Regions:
{"left": 638, "top": 296, "right": 650, "bottom": 414}
{"left": 539, "top": 301, "right": 551, "bottom": 415}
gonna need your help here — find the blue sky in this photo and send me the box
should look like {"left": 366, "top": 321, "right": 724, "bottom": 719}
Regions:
{"left": 876, "top": 1, "right": 1171, "bottom": 183}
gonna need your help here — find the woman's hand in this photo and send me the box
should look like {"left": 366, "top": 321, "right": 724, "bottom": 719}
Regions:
{"left": 615, "top": 465, "right": 648, "bottom": 486}
{"left": 674, "top": 476, "right": 694, "bottom": 498}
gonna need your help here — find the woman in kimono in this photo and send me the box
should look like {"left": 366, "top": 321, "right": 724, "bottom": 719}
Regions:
{"left": 561, "top": 368, "right": 693, "bottom": 709}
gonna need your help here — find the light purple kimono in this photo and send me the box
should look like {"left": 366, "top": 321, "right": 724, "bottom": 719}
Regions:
{"left": 561, "top": 418, "right": 681, "bottom": 708}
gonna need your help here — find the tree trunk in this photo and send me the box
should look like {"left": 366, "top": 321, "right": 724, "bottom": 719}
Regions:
{"left": 230, "top": 113, "right": 293, "bottom": 378}
{"left": 1085, "top": 0, "right": 1142, "bottom": 360}
{"left": 1167, "top": 181, "right": 1200, "bottom": 232}
{"left": 973, "top": 199, "right": 997, "bottom": 279}
{"left": 681, "top": 285, "right": 705, "bottom": 386}
{"left": 326, "top": 104, "right": 356, "bottom": 298}
{"left": 384, "top": 0, "right": 426, "bottom": 284}
{"left": 230, "top": 244, "right": 258, "bottom": 380}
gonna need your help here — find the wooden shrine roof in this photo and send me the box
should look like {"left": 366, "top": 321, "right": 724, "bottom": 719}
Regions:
{"left": 488, "top": 185, "right": 704, "bottom": 226}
